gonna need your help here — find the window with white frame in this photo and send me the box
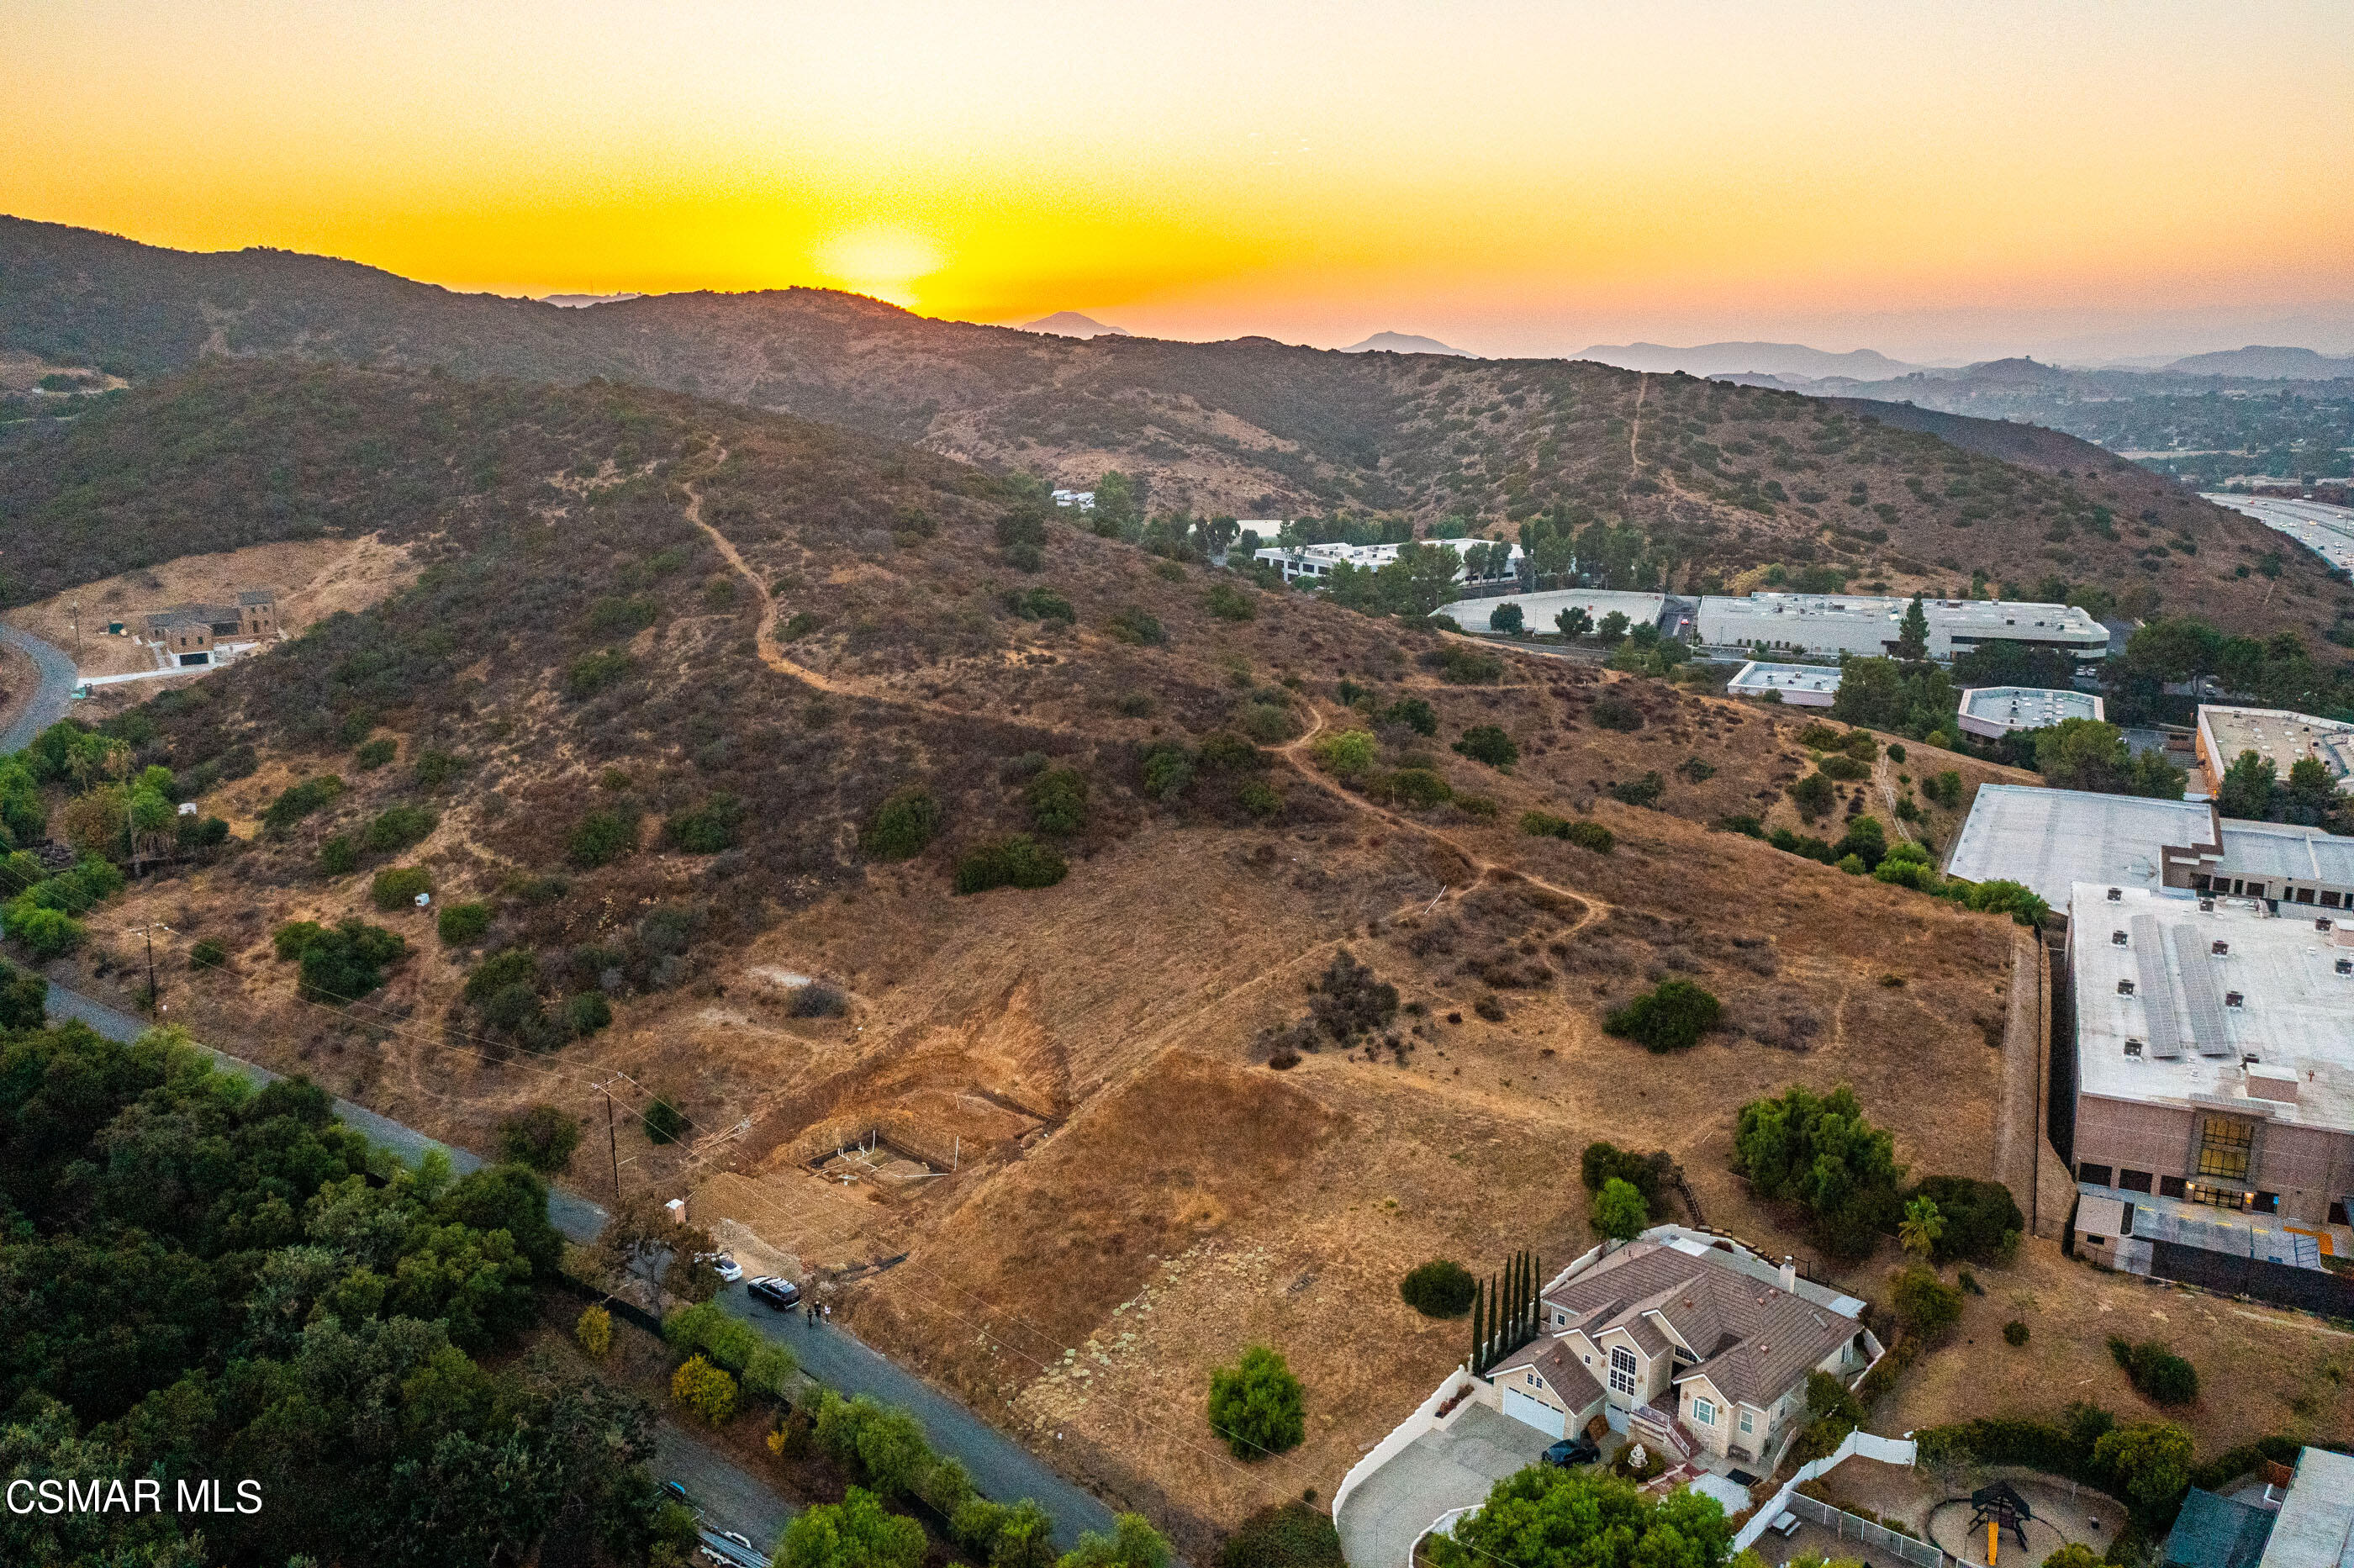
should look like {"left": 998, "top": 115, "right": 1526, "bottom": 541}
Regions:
{"left": 1525, "top": 1373, "right": 1538, "bottom": 1387}
{"left": 1739, "top": 1408, "right": 1754, "bottom": 1435}
{"left": 1692, "top": 1396, "right": 1716, "bottom": 1426}
{"left": 1608, "top": 1346, "right": 1637, "bottom": 1397}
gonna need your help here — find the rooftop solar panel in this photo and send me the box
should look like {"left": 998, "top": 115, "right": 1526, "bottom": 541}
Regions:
{"left": 2132, "top": 915, "right": 2183, "bottom": 1057}
{"left": 2169, "top": 923, "right": 2235, "bottom": 1057}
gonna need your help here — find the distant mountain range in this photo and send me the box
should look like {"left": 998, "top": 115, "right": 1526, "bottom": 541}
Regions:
{"left": 1338, "top": 331, "right": 1471, "bottom": 356}
{"left": 1023, "top": 311, "right": 1129, "bottom": 339}
{"left": 541, "top": 293, "right": 641, "bottom": 309}
{"left": 2159, "top": 345, "right": 2354, "bottom": 379}
{"left": 1576, "top": 341, "right": 1926, "bottom": 380}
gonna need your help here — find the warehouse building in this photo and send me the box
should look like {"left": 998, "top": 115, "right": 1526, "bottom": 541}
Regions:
{"left": 2066, "top": 884, "right": 2354, "bottom": 1256}
{"left": 1434, "top": 589, "right": 1667, "bottom": 636}
{"left": 1725, "top": 662, "right": 1841, "bottom": 706}
{"left": 1695, "top": 593, "right": 2108, "bottom": 665}
{"left": 2195, "top": 705, "right": 2354, "bottom": 796}
{"left": 1956, "top": 686, "right": 2103, "bottom": 737}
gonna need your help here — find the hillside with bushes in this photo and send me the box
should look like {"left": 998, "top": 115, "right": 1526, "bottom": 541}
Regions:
{"left": 0, "top": 356, "right": 2051, "bottom": 1550}
{"left": 5, "top": 217, "right": 2345, "bottom": 649}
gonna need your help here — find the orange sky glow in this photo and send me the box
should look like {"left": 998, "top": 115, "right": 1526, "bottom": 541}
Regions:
{"left": 6, "top": 0, "right": 2351, "bottom": 361}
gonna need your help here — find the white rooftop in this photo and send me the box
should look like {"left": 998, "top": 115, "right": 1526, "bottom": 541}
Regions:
{"left": 2219, "top": 821, "right": 2354, "bottom": 889}
{"left": 1945, "top": 784, "right": 2217, "bottom": 906}
{"left": 2261, "top": 1447, "right": 2354, "bottom": 1568}
{"left": 1727, "top": 661, "right": 1842, "bottom": 694}
{"left": 2070, "top": 884, "right": 2354, "bottom": 1133}
{"left": 1959, "top": 686, "right": 2103, "bottom": 729}
{"left": 2198, "top": 704, "right": 2354, "bottom": 789}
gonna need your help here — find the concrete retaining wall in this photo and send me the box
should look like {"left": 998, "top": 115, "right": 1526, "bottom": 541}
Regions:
{"left": 1332, "top": 1364, "right": 1472, "bottom": 1532}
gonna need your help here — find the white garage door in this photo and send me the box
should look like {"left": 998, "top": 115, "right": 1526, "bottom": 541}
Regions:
{"left": 1500, "top": 1388, "right": 1566, "bottom": 1439}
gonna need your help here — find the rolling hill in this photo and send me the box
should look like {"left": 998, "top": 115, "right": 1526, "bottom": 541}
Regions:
{"left": 3, "top": 215, "right": 2348, "bottom": 649}
{"left": 0, "top": 358, "right": 2049, "bottom": 1548}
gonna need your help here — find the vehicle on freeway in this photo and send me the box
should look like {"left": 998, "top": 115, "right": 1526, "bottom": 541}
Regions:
{"left": 747, "top": 1275, "right": 801, "bottom": 1310}
{"left": 724, "top": 1532, "right": 754, "bottom": 1551}
{"left": 694, "top": 1252, "right": 745, "bottom": 1283}
{"left": 662, "top": 1480, "right": 693, "bottom": 1507}
{"left": 1541, "top": 1435, "right": 1601, "bottom": 1468}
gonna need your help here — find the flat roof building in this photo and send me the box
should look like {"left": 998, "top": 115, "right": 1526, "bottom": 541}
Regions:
{"left": 2196, "top": 705, "right": 2354, "bottom": 796}
{"left": 2257, "top": 1448, "right": 2354, "bottom": 1568}
{"left": 1957, "top": 686, "right": 2103, "bottom": 737}
{"left": 1695, "top": 593, "right": 2108, "bottom": 664}
{"left": 1944, "top": 785, "right": 2219, "bottom": 911}
{"left": 1434, "top": 589, "right": 1666, "bottom": 636}
{"left": 1946, "top": 785, "right": 2354, "bottom": 919}
{"left": 2067, "top": 884, "right": 2354, "bottom": 1235}
{"left": 1726, "top": 661, "right": 1841, "bottom": 707}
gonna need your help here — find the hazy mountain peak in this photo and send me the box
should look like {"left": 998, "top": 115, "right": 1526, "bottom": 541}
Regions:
{"left": 1338, "top": 330, "right": 1471, "bottom": 356}
{"left": 1024, "top": 311, "right": 1130, "bottom": 339}
{"left": 2161, "top": 344, "right": 2354, "bottom": 379}
{"left": 540, "top": 292, "right": 641, "bottom": 309}
{"left": 1577, "top": 340, "right": 1924, "bottom": 380}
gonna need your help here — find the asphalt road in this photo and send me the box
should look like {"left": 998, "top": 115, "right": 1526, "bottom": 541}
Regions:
{"left": 41, "top": 978, "right": 1116, "bottom": 1548}
{"left": 654, "top": 1424, "right": 795, "bottom": 1557}
{"left": 0, "top": 621, "right": 78, "bottom": 755}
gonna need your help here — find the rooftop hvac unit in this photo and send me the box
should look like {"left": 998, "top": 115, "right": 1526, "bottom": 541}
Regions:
{"left": 2111, "top": 931, "right": 2129, "bottom": 946}
{"left": 2319, "top": 919, "right": 2336, "bottom": 932}
{"left": 2338, "top": 958, "right": 2352, "bottom": 976}
{"left": 2117, "top": 979, "right": 2136, "bottom": 995}
{"left": 2212, "top": 940, "right": 2230, "bottom": 956}
{"left": 2124, "top": 1039, "right": 2145, "bottom": 1057}
{"left": 2199, "top": 898, "right": 2216, "bottom": 912}
{"left": 2107, "top": 887, "right": 2124, "bottom": 902}
{"left": 2225, "top": 991, "right": 2245, "bottom": 1008}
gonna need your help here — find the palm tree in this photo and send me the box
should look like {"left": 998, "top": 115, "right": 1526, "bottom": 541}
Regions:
{"left": 1898, "top": 1195, "right": 1945, "bottom": 1260}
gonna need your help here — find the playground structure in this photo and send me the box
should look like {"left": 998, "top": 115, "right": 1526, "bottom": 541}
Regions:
{"left": 1969, "top": 1483, "right": 2033, "bottom": 1566}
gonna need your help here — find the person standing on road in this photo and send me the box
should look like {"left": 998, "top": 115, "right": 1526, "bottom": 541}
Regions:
{"left": 821, "top": 1303, "right": 831, "bottom": 1326}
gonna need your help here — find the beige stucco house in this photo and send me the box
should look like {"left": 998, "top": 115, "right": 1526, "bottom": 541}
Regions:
{"left": 1476, "top": 1227, "right": 1878, "bottom": 1472}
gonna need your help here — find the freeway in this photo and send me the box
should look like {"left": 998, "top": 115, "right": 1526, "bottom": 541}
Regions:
{"left": 0, "top": 621, "right": 79, "bottom": 756}
{"left": 40, "top": 976, "right": 1116, "bottom": 1548}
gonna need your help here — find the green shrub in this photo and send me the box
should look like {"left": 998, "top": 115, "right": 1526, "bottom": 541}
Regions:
{"left": 273, "top": 921, "right": 325, "bottom": 962}
{"left": 1520, "top": 810, "right": 1569, "bottom": 837}
{"left": 463, "top": 948, "right": 538, "bottom": 1004}
{"left": 567, "top": 808, "right": 636, "bottom": 868}
{"left": 1105, "top": 606, "right": 1166, "bottom": 645}
{"left": 1381, "top": 697, "right": 1438, "bottom": 736}
{"left": 2004, "top": 1320, "right": 2029, "bottom": 1347}
{"left": 642, "top": 1095, "right": 688, "bottom": 1145}
{"left": 1428, "top": 645, "right": 1502, "bottom": 684}
{"left": 1452, "top": 726, "right": 1518, "bottom": 768}
{"left": 563, "top": 648, "right": 633, "bottom": 700}
{"left": 1026, "top": 767, "right": 1090, "bottom": 835}
{"left": 1206, "top": 582, "right": 1257, "bottom": 621}
{"left": 663, "top": 793, "right": 743, "bottom": 853}
{"left": 288, "top": 919, "right": 407, "bottom": 1003}
{"left": 1591, "top": 1177, "right": 1649, "bottom": 1239}
{"left": 437, "top": 901, "right": 493, "bottom": 945}
{"left": 1216, "top": 1502, "right": 1344, "bottom": 1568}
{"left": 1112, "top": 691, "right": 1156, "bottom": 718}
{"left": 12, "top": 907, "right": 85, "bottom": 959}
{"left": 364, "top": 803, "right": 438, "bottom": 853}
{"left": 261, "top": 775, "right": 345, "bottom": 835}
{"left": 953, "top": 835, "right": 1068, "bottom": 895}
{"left": 1398, "top": 1260, "right": 1477, "bottom": 1318}
{"left": 1206, "top": 1345, "right": 1305, "bottom": 1461}
{"left": 187, "top": 937, "right": 229, "bottom": 971}
{"left": 1591, "top": 694, "right": 1643, "bottom": 731}
{"left": 1309, "top": 729, "right": 1377, "bottom": 781}
{"left": 1580, "top": 1143, "right": 1667, "bottom": 1209}
{"left": 1141, "top": 743, "right": 1195, "bottom": 801}
{"left": 497, "top": 1105, "right": 582, "bottom": 1172}
{"left": 412, "top": 748, "right": 468, "bottom": 789}
{"left": 1378, "top": 768, "right": 1453, "bottom": 809}
{"left": 563, "top": 992, "right": 614, "bottom": 1035}
{"left": 1676, "top": 756, "right": 1717, "bottom": 783}
{"left": 1603, "top": 979, "right": 1720, "bottom": 1052}
{"left": 2109, "top": 1338, "right": 2198, "bottom": 1406}
{"left": 780, "top": 611, "right": 822, "bottom": 641}
{"left": 582, "top": 594, "right": 659, "bottom": 638}
{"left": 1608, "top": 772, "right": 1665, "bottom": 809}
{"left": 1734, "top": 1084, "right": 1904, "bottom": 1260}
{"left": 1910, "top": 1175, "right": 2024, "bottom": 1264}
{"left": 1565, "top": 821, "right": 1614, "bottom": 853}
{"left": 318, "top": 835, "right": 360, "bottom": 876}
{"left": 354, "top": 737, "right": 398, "bottom": 770}
{"left": 862, "top": 786, "right": 941, "bottom": 860}
{"left": 1892, "top": 1264, "right": 1965, "bottom": 1340}
{"left": 1004, "top": 587, "right": 1075, "bottom": 622}
{"left": 1787, "top": 771, "right": 1838, "bottom": 818}
{"left": 1819, "top": 753, "right": 1871, "bottom": 781}
{"left": 1238, "top": 780, "right": 1284, "bottom": 819}
{"left": 369, "top": 865, "right": 434, "bottom": 911}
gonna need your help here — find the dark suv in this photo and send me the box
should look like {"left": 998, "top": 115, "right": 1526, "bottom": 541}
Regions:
{"left": 1541, "top": 1435, "right": 1601, "bottom": 1468}
{"left": 747, "top": 1275, "right": 802, "bottom": 1311}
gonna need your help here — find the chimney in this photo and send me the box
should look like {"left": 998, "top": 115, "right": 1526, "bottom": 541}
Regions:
{"left": 1778, "top": 1256, "right": 1797, "bottom": 1291}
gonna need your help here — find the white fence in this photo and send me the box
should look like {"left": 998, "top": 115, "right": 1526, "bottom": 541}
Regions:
{"left": 1731, "top": 1428, "right": 1919, "bottom": 1553}
{"left": 1332, "top": 1365, "right": 1471, "bottom": 1530}
{"left": 1782, "top": 1491, "right": 1945, "bottom": 1568}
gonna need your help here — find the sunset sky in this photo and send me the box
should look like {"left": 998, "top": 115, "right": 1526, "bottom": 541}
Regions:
{"left": 7, "top": 0, "right": 2351, "bottom": 362}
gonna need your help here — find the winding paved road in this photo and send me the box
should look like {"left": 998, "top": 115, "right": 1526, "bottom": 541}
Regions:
{"left": 40, "top": 978, "right": 1113, "bottom": 1548}
{"left": 0, "top": 622, "right": 78, "bottom": 755}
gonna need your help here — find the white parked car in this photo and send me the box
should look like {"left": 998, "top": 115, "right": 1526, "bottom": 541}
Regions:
{"left": 694, "top": 1251, "right": 745, "bottom": 1283}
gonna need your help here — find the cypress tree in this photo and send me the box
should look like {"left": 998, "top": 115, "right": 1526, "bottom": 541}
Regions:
{"left": 1470, "top": 1278, "right": 1485, "bottom": 1371}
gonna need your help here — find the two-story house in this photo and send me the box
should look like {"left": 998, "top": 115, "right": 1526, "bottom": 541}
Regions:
{"left": 1480, "top": 1229, "right": 1876, "bottom": 1473}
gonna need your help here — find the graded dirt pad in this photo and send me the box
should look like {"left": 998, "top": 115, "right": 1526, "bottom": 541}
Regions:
{"left": 1877, "top": 1235, "right": 2354, "bottom": 1460}
{"left": 3, "top": 533, "right": 415, "bottom": 678}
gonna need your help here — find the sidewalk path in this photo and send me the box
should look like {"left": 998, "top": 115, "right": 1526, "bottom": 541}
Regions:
{"left": 41, "top": 978, "right": 1115, "bottom": 1547}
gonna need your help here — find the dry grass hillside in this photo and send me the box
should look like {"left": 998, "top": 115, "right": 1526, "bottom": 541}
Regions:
{"left": 0, "top": 360, "right": 2080, "bottom": 1553}
{"left": 7, "top": 216, "right": 2344, "bottom": 647}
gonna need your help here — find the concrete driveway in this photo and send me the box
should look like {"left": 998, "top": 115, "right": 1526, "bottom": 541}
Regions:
{"left": 1338, "top": 1405, "right": 1549, "bottom": 1568}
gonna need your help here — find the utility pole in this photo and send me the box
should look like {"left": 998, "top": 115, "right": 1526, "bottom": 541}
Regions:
{"left": 598, "top": 1080, "right": 622, "bottom": 1203}
{"left": 127, "top": 922, "right": 170, "bottom": 1012}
